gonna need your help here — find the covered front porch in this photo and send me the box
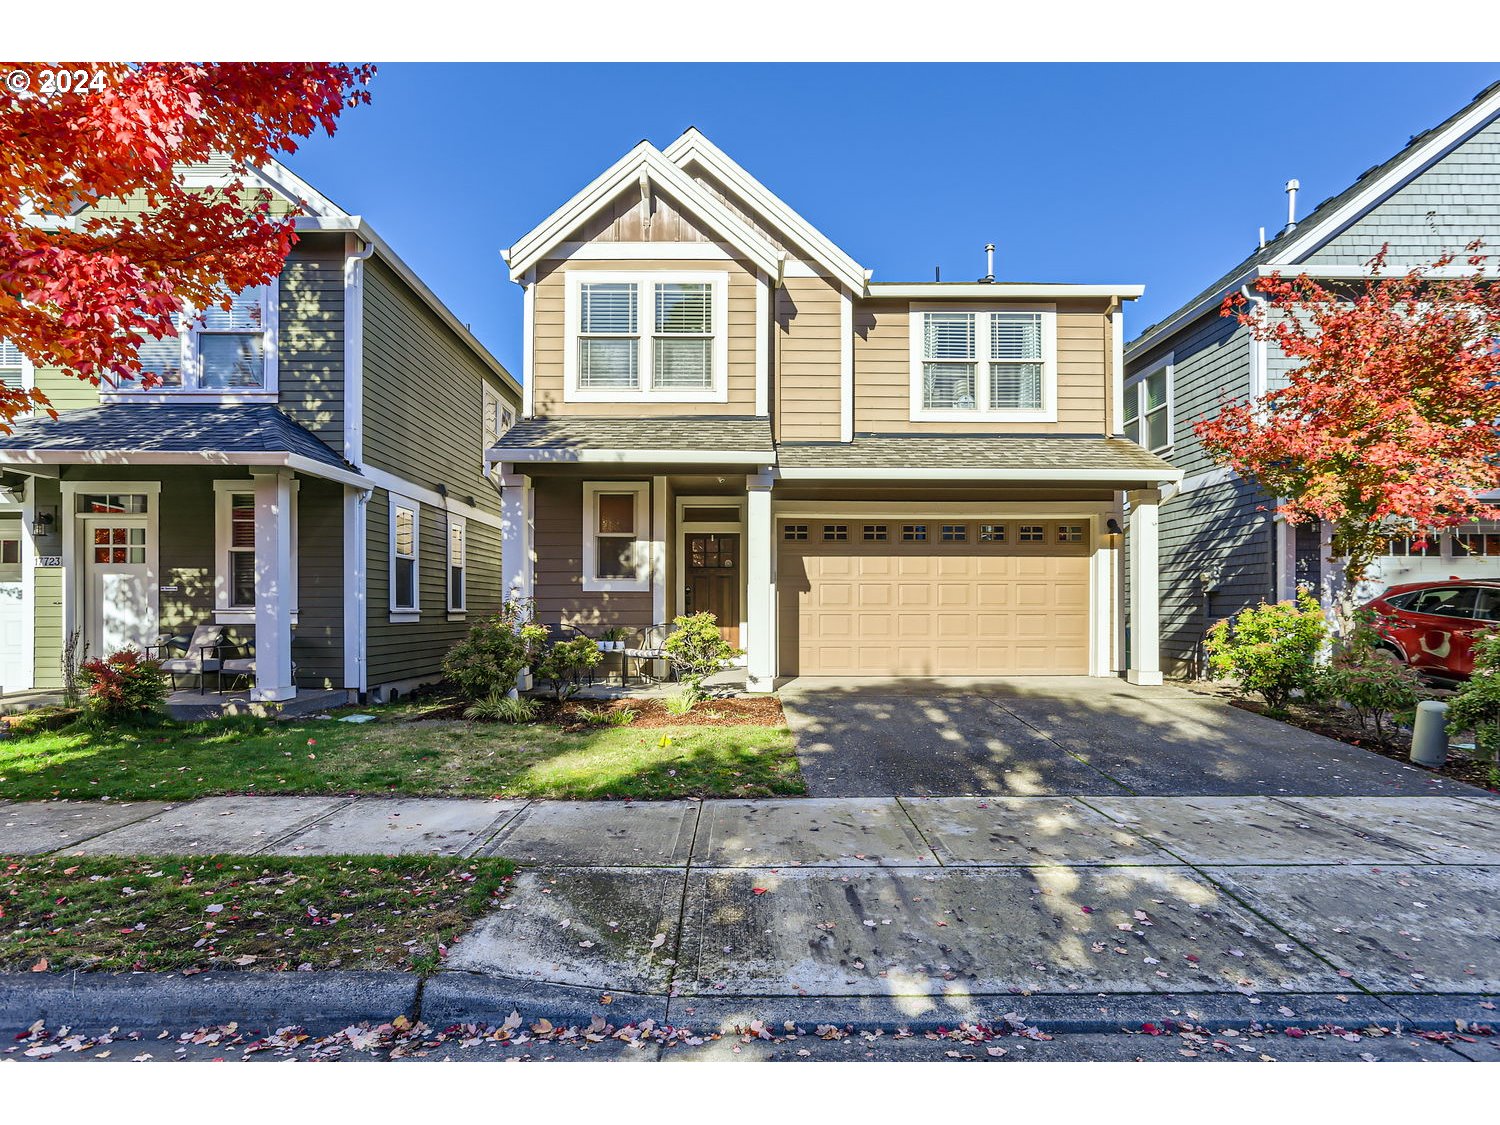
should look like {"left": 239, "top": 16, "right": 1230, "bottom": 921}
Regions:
{"left": 0, "top": 404, "right": 369, "bottom": 706}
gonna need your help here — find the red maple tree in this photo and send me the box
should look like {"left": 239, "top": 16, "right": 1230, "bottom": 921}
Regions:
{"left": 1197, "top": 244, "right": 1500, "bottom": 616}
{"left": 0, "top": 61, "right": 374, "bottom": 430}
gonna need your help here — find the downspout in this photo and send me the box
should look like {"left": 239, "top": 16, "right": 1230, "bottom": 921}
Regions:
{"left": 344, "top": 234, "right": 376, "bottom": 699}
{"left": 1243, "top": 282, "right": 1279, "bottom": 602}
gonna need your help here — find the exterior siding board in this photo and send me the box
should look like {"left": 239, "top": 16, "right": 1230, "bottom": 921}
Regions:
{"left": 531, "top": 476, "right": 653, "bottom": 631}
{"left": 278, "top": 236, "right": 345, "bottom": 443}
{"left": 776, "top": 274, "right": 843, "bottom": 442}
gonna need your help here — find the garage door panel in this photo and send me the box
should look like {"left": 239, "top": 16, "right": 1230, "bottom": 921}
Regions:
{"left": 780, "top": 519, "right": 1092, "bottom": 677}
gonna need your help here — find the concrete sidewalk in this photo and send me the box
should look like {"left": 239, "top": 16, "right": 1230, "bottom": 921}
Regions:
{"left": 5, "top": 791, "right": 1498, "bottom": 1033}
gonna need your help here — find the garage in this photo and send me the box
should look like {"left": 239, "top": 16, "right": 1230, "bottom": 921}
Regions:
{"left": 777, "top": 517, "right": 1093, "bottom": 676}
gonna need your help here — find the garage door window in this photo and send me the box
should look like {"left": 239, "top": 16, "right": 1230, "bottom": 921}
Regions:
{"left": 979, "top": 523, "right": 1006, "bottom": 542}
{"left": 902, "top": 524, "right": 927, "bottom": 541}
{"left": 1019, "top": 525, "right": 1045, "bottom": 542}
{"left": 822, "top": 524, "right": 848, "bottom": 541}
{"left": 941, "top": 524, "right": 966, "bottom": 541}
{"left": 863, "top": 525, "right": 888, "bottom": 541}
{"left": 784, "top": 524, "right": 808, "bottom": 540}
{"left": 1057, "top": 524, "right": 1085, "bottom": 543}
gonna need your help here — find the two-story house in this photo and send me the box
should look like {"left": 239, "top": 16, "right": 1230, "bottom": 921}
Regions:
{"left": 1125, "top": 82, "right": 1500, "bottom": 677}
{"left": 0, "top": 158, "right": 521, "bottom": 709}
{"left": 492, "top": 131, "right": 1181, "bottom": 689}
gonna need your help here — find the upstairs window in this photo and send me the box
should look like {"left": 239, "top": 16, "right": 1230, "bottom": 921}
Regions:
{"left": 567, "top": 272, "right": 727, "bottom": 403}
{"left": 130, "top": 286, "right": 278, "bottom": 396}
{"left": 1125, "top": 357, "right": 1172, "bottom": 452}
{"left": 0, "top": 338, "right": 30, "bottom": 391}
{"left": 911, "top": 306, "right": 1055, "bottom": 420}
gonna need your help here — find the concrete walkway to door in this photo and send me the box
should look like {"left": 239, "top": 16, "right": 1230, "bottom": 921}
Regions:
{"left": 778, "top": 676, "right": 1483, "bottom": 798}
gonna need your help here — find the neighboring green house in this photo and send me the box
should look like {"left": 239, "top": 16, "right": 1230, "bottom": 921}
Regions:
{"left": 0, "top": 160, "right": 521, "bottom": 707}
{"left": 1124, "top": 81, "right": 1500, "bottom": 677}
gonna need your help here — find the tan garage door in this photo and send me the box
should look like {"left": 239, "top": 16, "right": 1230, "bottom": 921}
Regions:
{"left": 778, "top": 519, "right": 1092, "bottom": 676}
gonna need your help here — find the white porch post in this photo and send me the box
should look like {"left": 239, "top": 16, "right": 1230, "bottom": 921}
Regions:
{"left": 341, "top": 485, "right": 368, "bottom": 695}
{"left": 251, "top": 468, "right": 296, "bottom": 701}
{"left": 744, "top": 473, "right": 775, "bottom": 692}
{"left": 499, "top": 470, "right": 532, "bottom": 604}
{"left": 1126, "top": 487, "right": 1163, "bottom": 686}
{"left": 1274, "top": 514, "right": 1297, "bottom": 602}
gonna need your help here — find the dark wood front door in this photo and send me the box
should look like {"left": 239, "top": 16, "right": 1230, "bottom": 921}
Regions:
{"left": 684, "top": 532, "right": 740, "bottom": 645}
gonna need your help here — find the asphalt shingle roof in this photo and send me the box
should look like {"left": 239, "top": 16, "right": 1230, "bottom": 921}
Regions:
{"left": 0, "top": 404, "right": 352, "bottom": 473}
{"left": 497, "top": 415, "right": 776, "bottom": 453}
{"left": 777, "top": 435, "right": 1176, "bottom": 474}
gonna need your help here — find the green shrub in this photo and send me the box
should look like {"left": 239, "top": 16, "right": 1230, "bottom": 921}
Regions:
{"left": 1323, "top": 619, "right": 1424, "bottom": 736}
{"left": 79, "top": 648, "right": 169, "bottom": 721}
{"left": 441, "top": 602, "right": 549, "bottom": 702}
{"left": 662, "top": 687, "right": 701, "bottom": 716}
{"left": 532, "top": 636, "right": 602, "bottom": 702}
{"left": 1204, "top": 592, "right": 1327, "bottom": 714}
{"left": 574, "top": 704, "right": 636, "bottom": 728}
{"left": 662, "top": 612, "right": 742, "bottom": 695}
{"left": 463, "top": 691, "right": 540, "bottom": 724}
{"left": 1446, "top": 627, "right": 1500, "bottom": 763}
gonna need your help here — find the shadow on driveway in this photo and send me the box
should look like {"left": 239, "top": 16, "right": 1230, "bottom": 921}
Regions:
{"left": 778, "top": 677, "right": 1469, "bottom": 798}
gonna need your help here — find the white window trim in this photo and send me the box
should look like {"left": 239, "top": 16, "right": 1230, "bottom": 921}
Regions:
{"left": 481, "top": 382, "right": 515, "bottom": 475}
{"left": 447, "top": 514, "right": 467, "bottom": 618}
{"left": 1124, "top": 352, "right": 1174, "bottom": 454}
{"left": 211, "top": 480, "right": 299, "bottom": 625}
{"left": 908, "top": 303, "right": 1057, "bottom": 423}
{"left": 102, "top": 282, "right": 280, "bottom": 402}
{"left": 582, "top": 481, "right": 651, "bottom": 593}
{"left": 389, "top": 492, "right": 421, "bottom": 622}
{"left": 0, "top": 339, "right": 34, "bottom": 395}
{"left": 563, "top": 270, "right": 730, "bottom": 404}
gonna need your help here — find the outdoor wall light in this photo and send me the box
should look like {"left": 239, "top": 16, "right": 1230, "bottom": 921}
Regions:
{"left": 1106, "top": 517, "right": 1123, "bottom": 535}
{"left": 31, "top": 510, "right": 55, "bottom": 537}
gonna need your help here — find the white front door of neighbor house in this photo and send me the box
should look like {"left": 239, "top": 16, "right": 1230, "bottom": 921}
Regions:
{"left": 84, "top": 517, "right": 154, "bottom": 656}
{"left": 0, "top": 527, "right": 24, "bottom": 692}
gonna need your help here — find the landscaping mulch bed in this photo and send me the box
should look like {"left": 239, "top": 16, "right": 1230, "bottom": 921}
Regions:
{"left": 1224, "top": 695, "right": 1499, "bottom": 793}
{"left": 555, "top": 695, "right": 785, "bottom": 730}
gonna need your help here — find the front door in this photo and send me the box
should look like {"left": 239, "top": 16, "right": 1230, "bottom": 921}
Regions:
{"left": 85, "top": 518, "right": 154, "bottom": 656}
{"left": 0, "top": 527, "right": 24, "bottom": 692}
{"left": 684, "top": 532, "right": 741, "bottom": 645}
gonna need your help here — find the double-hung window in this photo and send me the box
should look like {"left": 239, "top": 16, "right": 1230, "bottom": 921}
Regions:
{"left": 0, "top": 338, "right": 31, "bottom": 392}
{"left": 447, "top": 518, "right": 467, "bottom": 614}
{"left": 911, "top": 305, "right": 1055, "bottom": 420}
{"left": 567, "top": 273, "right": 727, "bottom": 402}
{"left": 390, "top": 496, "right": 420, "bottom": 619}
{"left": 1124, "top": 356, "right": 1172, "bottom": 452}
{"left": 582, "top": 482, "right": 650, "bottom": 592}
{"left": 130, "top": 285, "right": 278, "bottom": 397}
{"left": 211, "top": 481, "right": 299, "bottom": 624}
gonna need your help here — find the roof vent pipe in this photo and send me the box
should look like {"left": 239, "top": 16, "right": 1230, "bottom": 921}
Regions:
{"left": 1284, "top": 179, "right": 1300, "bottom": 233}
{"left": 984, "top": 243, "right": 995, "bottom": 283}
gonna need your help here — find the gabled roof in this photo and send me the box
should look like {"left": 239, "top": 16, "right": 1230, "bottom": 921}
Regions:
{"left": 662, "top": 128, "right": 868, "bottom": 293}
{"left": 1126, "top": 80, "right": 1500, "bottom": 363}
{"left": 503, "top": 141, "right": 782, "bottom": 282}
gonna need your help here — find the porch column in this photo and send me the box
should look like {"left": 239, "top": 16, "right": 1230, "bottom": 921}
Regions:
{"left": 499, "top": 470, "right": 532, "bottom": 605}
{"left": 1126, "top": 487, "right": 1163, "bottom": 686}
{"left": 744, "top": 472, "right": 775, "bottom": 693}
{"left": 251, "top": 468, "right": 296, "bottom": 701}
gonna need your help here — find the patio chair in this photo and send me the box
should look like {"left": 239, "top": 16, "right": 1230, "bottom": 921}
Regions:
{"left": 149, "top": 624, "right": 225, "bottom": 693}
{"left": 623, "top": 623, "right": 673, "bottom": 686}
{"left": 217, "top": 632, "right": 297, "bottom": 694}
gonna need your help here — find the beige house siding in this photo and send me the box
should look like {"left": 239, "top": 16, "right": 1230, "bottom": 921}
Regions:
{"left": 776, "top": 273, "right": 843, "bottom": 441}
{"left": 278, "top": 235, "right": 344, "bottom": 444}
{"left": 852, "top": 300, "right": 1112, "bottom": 435}
{"left": 531, "top": 476, "right": 655, "bottom": 631}
{"left": 531, "top": 257, "right": 760, "bottom": 418}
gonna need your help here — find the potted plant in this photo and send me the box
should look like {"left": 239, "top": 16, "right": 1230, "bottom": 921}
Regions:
{"left": 600, "top": 626, "right": 628, "bottom": 652}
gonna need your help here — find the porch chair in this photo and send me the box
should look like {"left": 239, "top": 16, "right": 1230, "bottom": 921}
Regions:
{"left": 623, "top": 623, "right": 673, "bottom": 686}
{"left": 150, "top": 624, "right": 226, "bottom": 693}
{"left": 217, "top": 631, "right": 297, "bottom": 694}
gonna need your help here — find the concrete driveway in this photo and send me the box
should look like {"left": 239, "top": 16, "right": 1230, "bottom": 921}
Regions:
{"left": 778, "top": 676, "right": 1478, "bottom": 798}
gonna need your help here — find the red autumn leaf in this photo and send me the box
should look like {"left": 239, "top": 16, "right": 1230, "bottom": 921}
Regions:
{"left": 0, "top": 61, "right": 374, "bottom": 431}
{"left": 752, "top": 887, "right": 769, "bottom": 896}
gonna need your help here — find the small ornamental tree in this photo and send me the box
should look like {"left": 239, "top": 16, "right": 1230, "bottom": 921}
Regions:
{"left": 0, "top": 61, "right": 373, "bottom": 430}
{"left": 663, "top": 612, "right": 742, "bottom": 696}
{"left": 1196, "top": 245, "right": 1500, "bottom": 628}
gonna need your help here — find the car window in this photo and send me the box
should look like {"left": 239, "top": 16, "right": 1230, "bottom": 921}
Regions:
{"left": 1407, "top": 587, "right": 1479, "bottom": 618}
{"left": 1473, "top": 588, "right": 1500, "bottom": 622}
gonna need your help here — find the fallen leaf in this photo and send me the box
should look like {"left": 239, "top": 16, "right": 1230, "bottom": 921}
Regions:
{"left": 30, "top": 958, "right": 48, "bottom": 972}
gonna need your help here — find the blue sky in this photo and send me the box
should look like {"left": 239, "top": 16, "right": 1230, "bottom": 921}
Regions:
{"left": 284, "top": 63, "right": 1500, "bottom": 374}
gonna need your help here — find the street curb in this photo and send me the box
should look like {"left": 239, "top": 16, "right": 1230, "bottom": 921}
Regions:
{"left": 421, "top": 973, "right": 668, "bottom": 1029}
{"left": 0, "top": 971, "right": 420, "bottom": 1032}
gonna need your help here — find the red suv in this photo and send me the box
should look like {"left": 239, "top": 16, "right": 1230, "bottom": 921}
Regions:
{"left": 1364, "top": 579, "right": 1500, "bottom": 680}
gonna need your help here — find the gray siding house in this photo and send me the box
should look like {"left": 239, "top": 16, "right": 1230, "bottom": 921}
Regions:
{"left": 1125, "top": 82, "right": 1500, "bottom": 677}
{"left": 0, "top": 160, "right": 521, "bottom": 706}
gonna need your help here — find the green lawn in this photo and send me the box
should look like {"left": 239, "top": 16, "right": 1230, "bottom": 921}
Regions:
{"left": 0, "top": 711, "right": 806, "bottom": 802}
{"left": 1, "top": 854, "right": 514, "bottom": 973}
